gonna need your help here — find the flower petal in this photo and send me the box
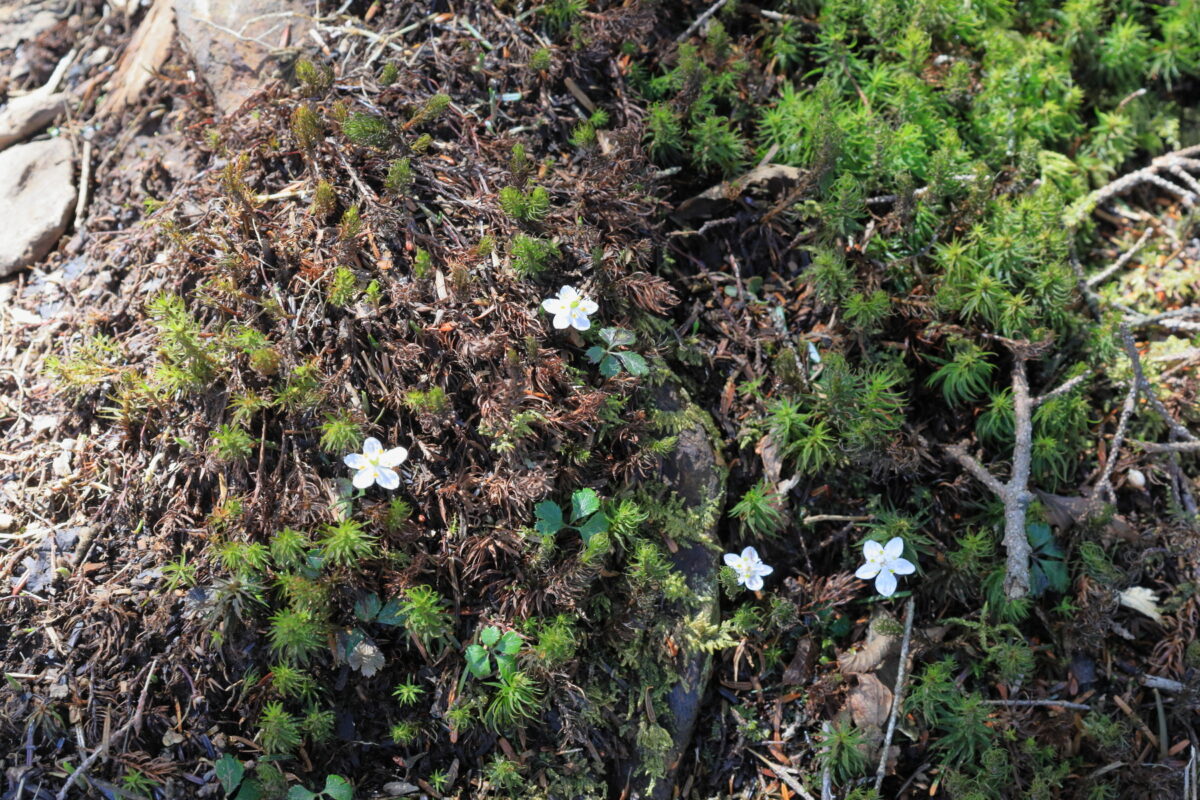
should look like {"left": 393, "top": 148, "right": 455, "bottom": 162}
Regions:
{"left": 344, "top": 453, "right": 368, "bottom": 469}
{"left": 875, "top": 569, "right": 898, "bottom": 598}
{"left": 352, "top": 466, "right": 377, "bottom": 490}
{"left": 379, "top": 446, "right": 408, "bottom": 467}
{"left": 883, "top": 537, "right": 905, "bottom": 561}
{"left": 375, "top": 467, "right": 400, "bottom": 490}
{"left": 745, "top": 574, "right": 764, "bottom": 591}
{"left": 888, "top": 557, "right": 916, "bottom": 575}
{"left": 723, "top": 553, "right": 742, "bottom": 568}
{"left": 855, "top": 562, "right": 881, "bottom": 580}
{"left": 362, "top": 437, "right": 382, "bottom": 457}
{"left": 542, "top": 298, "right": 564, "bottom": 315}
{"left": 579, "top": 298, "right": 598, "bottom": 314}
{"left": 552, "top": 312, "right": 571, "bottom": 329}
{"left": 863, "top": 539, "right": 883, "bottom": 560}
{"left": 741, "top": 545, "right": 758, "bottom": 561}
{"left": 570, "top": 310, "right": 591, "bottom": 331}
{"left": 558, "top": 285, "right": 579, "bottom": 302}
{"left": 755, "top": 563, "right": 774, "bottom": 577}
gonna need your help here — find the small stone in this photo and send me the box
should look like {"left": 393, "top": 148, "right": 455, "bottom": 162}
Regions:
{"left": 0, "top": 91, "right": 68, "bottom": 151}
{"left": 1127, "top": 468, "right": 1147, "bottom": 489}
{"left": 52, "top": 450, "right": 72, "bottom": 477}
{"left": 381, "top": 782, "right": 419, "bottom": 797}
{"left": 0, "top": 138, "right": 77, "bottom": 276}
{"left": 0, "top": 513, "right": 15, "bottom": 531}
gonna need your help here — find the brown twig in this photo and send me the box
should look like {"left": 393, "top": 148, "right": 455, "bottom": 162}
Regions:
{"left": 981, "top": 698, "right": 1092, "bottom": 711}
{"left": 874, "top": 596, "right": 915, "bottom": 793}
{"left": 56, "top": 658, "right": 157, "bottom": 800}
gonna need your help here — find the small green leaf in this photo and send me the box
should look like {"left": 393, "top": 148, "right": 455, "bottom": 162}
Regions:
{"left": 480, "top": 625, "right": 501, "bottom": 647}
{"left": 534, "top": 500, "right": 564, "bottom": 535}
{"left": 497, "top": 630, "right": 522, "bottom": 655}
{"left": 375, "top": 597, "right": 405, "bottom": 626}
{"left": 617, "top": 351, "right": 648, "bottom": 376}
{"left": 495, "top": 654, "right": 517, "bottom": 680}
{"left": 571, "top": 488, "right": 601, "bottom": 522}
{"left": 323, "top": 775, "right": 354, "bottom": 800}
{"left": 465, "top": 644, "right": 492, "bottom": 678}
{"left": 1026, "top": 522, "right": 1052, "bottom": 549}
{"left": 235, "top": 777, "right": 263, "bottom": 800}
{"left": 215, "top": 754, "right": 245, "bottom": 794}
{"left": 286, "top": 786, "right": 318, "bottom": 800}
{"left": 599, "top": 327, "right": 620, "bottom": 346}
{"left": 353, "top": 593, "right": 382, "bottom": 623}
{"left": 598, "top": 355, "right": 620, "bottom": 378}
{"left": 575, "top": 511, "right": 609, "bottom": 543}
{"left": 585, "top": 345, "right": 606, "bottom": 364}
{"left": 609, "top": 328, "right": 636, "bottom": 346}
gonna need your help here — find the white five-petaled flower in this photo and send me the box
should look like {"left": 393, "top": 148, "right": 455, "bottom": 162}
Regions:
{"left": 541, "top": 285, "right": 598, "bottom": 331}
{"left": 856, "top": 537, "right": 916, "bottom": 598}
{"left": 344, "top": 437, "right": 408, "bottom": 490}
{"left": 723, "top": 545, "right": 774, "bottom": 592}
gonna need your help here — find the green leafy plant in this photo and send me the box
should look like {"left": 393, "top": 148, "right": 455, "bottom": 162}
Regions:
{"left": 509, "top": 234, "right": 560, "bottom": 276}
{"left": 483, "top": 667, "right": 542, "bottom": 730}
{"left": 465, "top": 625, "right": 523, "bottom": 679}
{"left": 258, "top": 701, "right": 301, "bottom": 754}
{"left": 500, "top": 185, "right": 551, "bottom": 221}
{"left": 392, "top": 677, "right": 424, "bottom": 706}
{"left": 342, "top": 112, "right": 392, "bottom": 147}
{"left": 730, "top": 479, "right": 785, "bottom": 538}
{"left": 585, "top": 328, "right": 648, "bottom": 378}
{"left": 535, "top": 488, "right": 610, "bottom": 543}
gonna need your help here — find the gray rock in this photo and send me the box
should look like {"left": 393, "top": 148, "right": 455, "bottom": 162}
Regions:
{"left": 174, "top": 0, "right": 312, "bottom": 116}
{"left": 0, "top": 137, "right": 76, "bottom": 276}
{"left": 0, "top": 90, "right": 67, "bottom": 150}
{"left": 0, "top": 1, "right": 67, "bottom": 51}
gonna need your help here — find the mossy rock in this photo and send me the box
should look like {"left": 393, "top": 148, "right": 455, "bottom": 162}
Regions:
{"left": 623, "top": 382, "right": 725, "bottom": 799}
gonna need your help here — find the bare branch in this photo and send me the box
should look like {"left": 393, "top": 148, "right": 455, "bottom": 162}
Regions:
{"left": 1034, "top": 370, "right": 1090, "bottom": 407}
{"left": 981, "top": 698, "right": 1092, "bottom": 711}
{"left": 874, "top": 597, "right": 916, "bottom": 794}
{"left": 1086, "top": 227, "right": 1153, "bottom": 289}
{"left": 1134, "top": 440, "right": 1200, "bottom": 454}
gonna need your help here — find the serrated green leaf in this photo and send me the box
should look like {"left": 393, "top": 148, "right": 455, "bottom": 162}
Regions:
{"left": 480, "top": 625, "right": 501, "bottom": 647}
{"left": 575, "top": 511, "right": 609, "bottom": 543}
{"left": 286, "top": 786, "right": 318, "bottom": 800}
{"left": 534, "top": 500, "right": 564, "bottom": 535}
{"left": 323, "top": 775, "right": 353, "bottom": 800}
{"left": 599, "top": 355, "right": 620, "bottom": 378}
{"left": 215, "top": 754, "right": 245, "bottom": 794}
{"left": 497, "top": 630, "right": 522, "bottom": 655}
{"left": 466, "top": 644, "right": 492, "bottom": 678}
{"left": 571, "top": 488, "right": 601, "bottom": 522}
{"left": 617, "top": 351, "right": 648, "bottom": 376}
{"left": 585, "top": 345, "right": 606, "bottom": 364}
{"left": 353, "top": 593, "right": 381, "bottom": 623}
{"left": 375, "top": 597, "right": 404, "bottom": 626}
{"left": 599, "top": 327, "right": 619, "bottom": 346}
{"left": 1026, "top": 522, "right": 1052, "bottom": 549}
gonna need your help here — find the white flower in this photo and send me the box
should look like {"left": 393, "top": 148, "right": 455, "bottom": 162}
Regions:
{"left": 1119, "top": 586, "right": 1162, "bottom": 622}
{"left": 855, "top": 537, "right": 916, "bottom": 598}
{"left": 723, "top": 545, "right": 774, "bottom": 591}
{"left": 541, "top": 285, "right": 598, "bottom": 331}
{"left": 344, "top": 437, "right": 408, "bottom": 490}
